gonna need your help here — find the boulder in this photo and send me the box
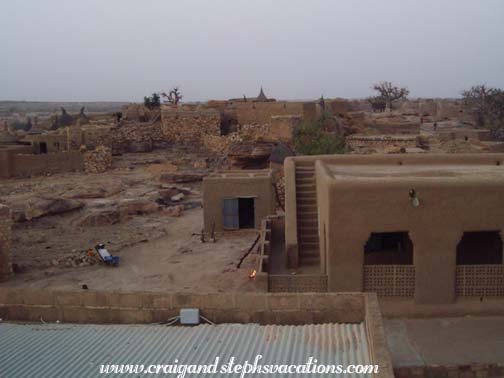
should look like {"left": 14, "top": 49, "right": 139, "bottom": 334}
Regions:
{"left": 24, "top": 198, "right": 84, "bottom": 221}
{"left": 159, "top": 188, "right": 182, "bottom": 201}
{"left": 117, "top": 199, "right": 160, "bottom": 216}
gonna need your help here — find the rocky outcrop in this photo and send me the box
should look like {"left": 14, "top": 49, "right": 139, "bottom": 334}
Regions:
{"left": 13, "top": 198, "right": 85, "bottom": 222}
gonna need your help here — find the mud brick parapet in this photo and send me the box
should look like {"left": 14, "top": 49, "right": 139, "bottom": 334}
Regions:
{"left": 0, "top": 288, "right": 372, "bottom": 325}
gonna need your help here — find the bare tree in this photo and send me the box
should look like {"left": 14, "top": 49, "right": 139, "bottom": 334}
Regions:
{"left": 462, "top": 85, "right": 504, "bottom": 137}
{"left": 371, "top": 81, "right": 409, "bottom": 111}
{"left": 461, "top": 85, "right": 495, "bottom": 128}
{"left": 161, "top": 87, "right": 183, "bottom": 105}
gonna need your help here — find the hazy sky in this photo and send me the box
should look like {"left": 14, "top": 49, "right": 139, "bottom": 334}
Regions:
{"left": 1, "top": 0, "right": 503, "bottom": 102}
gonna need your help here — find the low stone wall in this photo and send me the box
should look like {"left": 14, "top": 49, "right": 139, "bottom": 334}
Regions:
{"left": 83, "top": 146, "right": 113, "bottom": 173}
{"left": 346, "top": 135, "right": 418, "bottom": 150}
{"left": 0, "top": 288, "right": 367, "bottom": 325}
{"left": 80, "top": 123, "right": 164, "bottom": 154}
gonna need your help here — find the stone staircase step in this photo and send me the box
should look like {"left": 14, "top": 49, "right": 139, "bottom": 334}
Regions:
{"left": 299, "top": 256, "right": 320, "bottom": 265}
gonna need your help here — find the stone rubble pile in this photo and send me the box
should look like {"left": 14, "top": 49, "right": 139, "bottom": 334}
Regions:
{"left": 83, "top": 146, "right": 113, "bottom": 173}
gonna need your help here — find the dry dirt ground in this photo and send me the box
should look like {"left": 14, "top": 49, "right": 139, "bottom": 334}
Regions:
{"left": 0, "top": 149, "right": 260, "bottom": 292}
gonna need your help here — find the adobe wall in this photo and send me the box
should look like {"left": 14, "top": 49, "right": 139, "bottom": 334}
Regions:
{"left": 313, "top": 154, "right": 504, "bottom": 305}
{"left": 24, "top": 134, "right": 67, "bottom": 153}
{"left": 0, "top": 205, "right": 12, "bottom": 282}
{"left": 0, "top": 145, "right": 32, "bottom": 178}
{"left": 396, "top": 99, "right": 464, "bottom": 119}
{"left": 437, "top": 128, "right": 492, "bottom": 142}
{"left": 9, "top": 151, "right": 84, "bottom": 177}
{"left": 0, "top": 288, "right": 367, "bottom": 325}
{"left": 233, "top": 101, "right": 305, "bottom": 124}
{"left": 202, "top": 172, "right": 276, "bottom": 232}
{"left": 268, "top": 116, "right": 301, "bottom": 144}
{"left": 284, "top": 158, "right": 299, "bottom": 267}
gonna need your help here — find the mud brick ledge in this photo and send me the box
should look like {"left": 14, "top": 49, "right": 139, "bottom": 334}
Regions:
{"left": 0, "top": 288, "right": 370, "bottom": 325}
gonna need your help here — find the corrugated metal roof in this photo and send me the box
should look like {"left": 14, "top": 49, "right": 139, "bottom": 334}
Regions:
{"left": 0, "top": 322, "right": 371, "bottom": 377}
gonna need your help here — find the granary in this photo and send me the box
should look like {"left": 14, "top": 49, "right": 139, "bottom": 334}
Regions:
{"left": 281, "top": 154, "right": 504, "bottom": 304}
{"left": 203, "top": 170, "right": 276, "bottom": 233}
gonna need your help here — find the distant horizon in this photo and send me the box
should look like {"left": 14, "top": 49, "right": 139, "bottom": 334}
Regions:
{"left": 2, "top": 0, "right": 503, "bottom": 102}
{"left": 0, "top": 94, "right": 468, "bottom": 104}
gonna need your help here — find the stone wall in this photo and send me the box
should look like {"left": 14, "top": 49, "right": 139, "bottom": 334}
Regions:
{"left": 161, "top": 107, "right": 220, "bottom": 145}
{"left": 346, "top": 135, "right": 419, "bottom": 150}
{"left": 0, "top": 205, "right": 12, "bottom": 282}
{"left": 83, "top": 146, "right": 113, "bottom": 173}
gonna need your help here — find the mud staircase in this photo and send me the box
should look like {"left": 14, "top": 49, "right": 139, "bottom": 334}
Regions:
{"left": 295, "top": 163, "right": 320, "bottom": 266}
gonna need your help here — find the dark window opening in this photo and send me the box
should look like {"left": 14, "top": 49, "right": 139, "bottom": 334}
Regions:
{"left": 364, "top": 232, "right": 413, "bottom": 265}
{"left": 39, "top": 142, "right": 48, "bottom": 154}
{"left": 220, "top": 114, "right": 238, "bottom": 136}
{"left": 456, "top": 231, "right": 502, "bottom": 265}
{"left": 222, "top": 197, "right": 255, "bottom": 230}
{"left": 238, "top": 198, "right": 255, "bottom": 229}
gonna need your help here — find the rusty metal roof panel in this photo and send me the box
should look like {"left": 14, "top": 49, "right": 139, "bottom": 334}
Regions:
{"left": 0, "top": 322, "right": 372, "bottom": 377}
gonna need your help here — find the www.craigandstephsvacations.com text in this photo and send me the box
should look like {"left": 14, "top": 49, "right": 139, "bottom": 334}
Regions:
{"left": 99, "top": 355, "right": 379, "bottom": 377}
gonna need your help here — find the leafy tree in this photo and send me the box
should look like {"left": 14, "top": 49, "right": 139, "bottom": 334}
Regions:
{"left": 294, "top": 114, "right": 346, "bottom": 155}
{"left": 370, "top": 81, "right": 409, "bottom": 111}
{"left": 143, "top": 93, "right": 161, "bottom": 109}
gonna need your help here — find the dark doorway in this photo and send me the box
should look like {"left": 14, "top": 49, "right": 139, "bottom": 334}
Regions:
{"left": 364, "top": 232, "right": 413, "bottom": 265}
{"left": 220, "top": 113, "right": 238, "bottom": 136}
{"left": 39, "top": 142, "right": 48, "bottom": 154}
{"left": 238, "top": 198, "right": 255, "bottom": 229}
{"left": 456, "top": 231, "right": 502, "bottom": 265}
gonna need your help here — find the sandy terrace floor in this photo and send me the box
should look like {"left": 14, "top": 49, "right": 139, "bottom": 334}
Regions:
{"left": 2, "top": 209, "right": 261, "bottom": 292}
{"left": 1, "top": 149, "right": 262, "bottom": 292}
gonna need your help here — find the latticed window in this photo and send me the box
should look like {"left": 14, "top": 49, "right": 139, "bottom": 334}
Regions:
{"left": 363, "top": 232, "right": 415, "bottom": 297}
{"left": 456, "top": 231, "right": 503, "bottom": 297}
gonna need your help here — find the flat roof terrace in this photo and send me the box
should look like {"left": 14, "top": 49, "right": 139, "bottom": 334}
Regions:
{"left": 323, "top": 163, "right": 504, "bottom": 183}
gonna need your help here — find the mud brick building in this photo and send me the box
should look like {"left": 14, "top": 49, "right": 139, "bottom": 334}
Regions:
{"left": 284, "top": 154, "right": 504, "bottom": 304}
{"left": 203, "top": 170, "right": 276, "bottom": 233}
